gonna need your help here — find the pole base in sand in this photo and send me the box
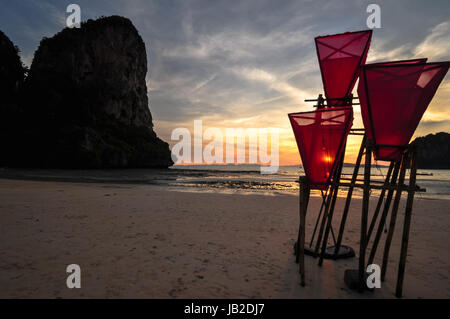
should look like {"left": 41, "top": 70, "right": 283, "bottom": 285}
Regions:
{"left": 323, "top": 245, "right": 355, "bottom": 260}
{"left": 294, "top": 242, "right": 316, "bottom": 258}
{"left": 294, "top": 242, "right": 319, "bottom": 258}
{"left": 304, "top": 246, "right": 317, "bottom": 257}
{"left": 294, "top": 242, "right": 355, "bottom": 259}
{"left": 344, "top": 269, "right": 374, "bottom": 292}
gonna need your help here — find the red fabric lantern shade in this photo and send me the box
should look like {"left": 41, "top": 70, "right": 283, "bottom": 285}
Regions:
{"left": 315, "top": 30, "right": 372, "bottom": 105}
{"left": 289, "top": 107, "right": 354, "bottom": 189}
{"left": 358, "top": 61, "right": 450, "bottom": 161}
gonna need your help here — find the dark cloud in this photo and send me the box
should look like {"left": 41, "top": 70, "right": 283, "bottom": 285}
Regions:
{"left": 418, "top": 120, "right": 450, "bottom": 130}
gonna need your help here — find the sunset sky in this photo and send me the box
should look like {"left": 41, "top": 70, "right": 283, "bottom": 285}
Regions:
{"left": 1, "top": 0, "right": 449, "bottom": 166}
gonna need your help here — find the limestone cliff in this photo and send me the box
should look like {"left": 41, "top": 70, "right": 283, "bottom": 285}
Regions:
{"left": 2, "top": 16, "right": 172, "bottom": 168}
{"left": 0, "top": 30, "right": 25, "bottom": 102}
{"left": 0, "top": 30, "right": 27, "bottom": 164}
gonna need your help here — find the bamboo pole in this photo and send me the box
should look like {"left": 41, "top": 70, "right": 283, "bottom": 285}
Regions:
{"left": 333, "top": 135, "right": 366, "bottom": 257}
{"left": 313, "top": 182, "right": 335, "bottom": 256}
{"left": 295, "top": 184, "right": 301, "bottom": 263}
{"left": 367, "top": 160, "right": 401, "bottom": 266}
{"left": 313, "top": 150, "right": 344, "bottom": 257}
{"left": 367, "top": 162, "right": 395, "bottom": 241}
{"left": 359, "top": 139, "right": 372, "bottom": 292}
{"left": 381, "top": 153, "right": 409, "bottom": 281}
{"left": 318, "top": 155, "right": 344, "bottom": 266}
{"left": 309, "top": 191, "right": 328, "bottom": 247}
{"left": 395, "top": 147, "right": 417, "bottom": 298}
{"left": 295, "top": 177, "right": 308, "bottom": 263}
{"left": 298, "top": 176, "right": 311, "bottom": 286}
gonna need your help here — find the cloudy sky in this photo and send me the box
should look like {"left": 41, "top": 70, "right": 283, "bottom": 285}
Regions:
{"left": 1, "top": 0, "right": 449, "bottom": 165}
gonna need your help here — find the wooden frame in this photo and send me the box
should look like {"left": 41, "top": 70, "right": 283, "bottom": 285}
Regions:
{"left": 295, "top": 135, "right": 421, "bottom": 298}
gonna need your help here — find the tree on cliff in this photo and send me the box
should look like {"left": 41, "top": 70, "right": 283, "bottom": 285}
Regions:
{"left": 411, "top": 132, "right": 450, "bottom": 169}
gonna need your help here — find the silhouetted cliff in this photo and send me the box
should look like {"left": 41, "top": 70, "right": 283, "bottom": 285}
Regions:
{"left": 0, "top": 16, "right": 173, "bottom": 168}
{"left": 0, "top": 30, "right": 26, "bottom": 102}
{"left": 411, "top": 132, "right": 450, "bottom": 169}
{"left": 0, "top": 30, "right": 27, "bottom": 163}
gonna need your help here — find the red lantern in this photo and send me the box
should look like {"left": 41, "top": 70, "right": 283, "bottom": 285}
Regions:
{"left": 358, "top": 60, "right": 450, "bottom": 161}
{"left": 289, "top": 107, "right": 353, "bottom": 189}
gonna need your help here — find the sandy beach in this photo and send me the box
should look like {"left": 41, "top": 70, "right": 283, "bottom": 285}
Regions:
{"left": 0, "top": 178, "right": 449, "bottom": 299}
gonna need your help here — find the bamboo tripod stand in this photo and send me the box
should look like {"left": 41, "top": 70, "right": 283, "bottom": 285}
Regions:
{"left": 296, "top": 97, "right": 362, "bottom": 262}
{"left": 294, "top": 129, "right": 363, "bottom": 271}
{"left": 295, "top": 135, "right": 422, "bottom": 298}
{"left": 294, "top": 129, "right": 362, "bottom": 286}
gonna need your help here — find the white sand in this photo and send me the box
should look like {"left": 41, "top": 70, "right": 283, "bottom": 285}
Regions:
{"left": 0, "top": 178, "right": 449, "bottom": 298}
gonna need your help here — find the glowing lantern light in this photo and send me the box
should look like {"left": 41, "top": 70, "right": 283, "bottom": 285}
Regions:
{"left": 289, "top": 107, "right": 354, "bottom": 189}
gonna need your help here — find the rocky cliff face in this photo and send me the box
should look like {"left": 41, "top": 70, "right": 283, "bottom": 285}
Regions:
{"left": 0, "top": 30, "right": 27, "bottom": 164}
{"left": 411, "top": 132, "right": 450, "bottom": 169}
{"left": 1, "top": 16, "right": 173, "bottom": 168}
{"left": 0, "top": 30, "right": 25, "bottom": 103}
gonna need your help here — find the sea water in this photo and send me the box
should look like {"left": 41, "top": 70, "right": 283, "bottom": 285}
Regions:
{"left": 170, "top": 164, "right": 450, "bottom": 200}
{"left": 1, "top": 165, "right": 449, "bottom": 200}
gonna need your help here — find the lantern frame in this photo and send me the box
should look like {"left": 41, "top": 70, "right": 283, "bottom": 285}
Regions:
{"left": 315, "top": 30, "right": 372, "bottom": 104}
